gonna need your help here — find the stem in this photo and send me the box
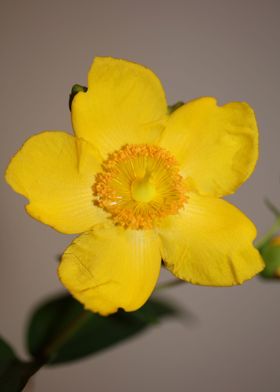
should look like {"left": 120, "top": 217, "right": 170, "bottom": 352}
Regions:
{"left": 264, "top": 198, "right": 280, "bottom": 217}
{"left": 25, "top": 310, "right": 91, "bottom": 389}
{"left": 256, "top": 216, "right": 280, "bottom": 249}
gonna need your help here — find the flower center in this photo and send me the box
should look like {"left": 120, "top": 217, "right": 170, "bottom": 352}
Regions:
{"left": 93, "top": 144, "right": 187, "bottom": 229}
{"left": 131, "top": 173, "right": 156, "bottom": 203}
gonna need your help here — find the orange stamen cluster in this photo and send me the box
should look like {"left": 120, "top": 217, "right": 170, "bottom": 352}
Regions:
{"left": 93, "top": 144, "right": 187, "bottom": 229}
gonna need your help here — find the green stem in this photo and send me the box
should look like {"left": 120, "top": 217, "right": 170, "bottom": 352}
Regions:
{"left": 264, "top": 198, "right": 280, "bottom": 217}
{"left": 24, "top": 310, "right": 91, "bottom": 389}
{"left": 256, "top": 216, "right": 280, "bottom": 249}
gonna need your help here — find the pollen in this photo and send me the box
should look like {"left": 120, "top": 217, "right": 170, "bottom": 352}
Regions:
{"left": 93, "top": 144, "right": 187, "bottom": 229}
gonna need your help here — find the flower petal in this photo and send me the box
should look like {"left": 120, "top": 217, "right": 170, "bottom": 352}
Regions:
{"left": 157, "top": 194, "right": 264, "bottom": 286}
{"left": 5, "top": 131, "right": 107, "bottom": 234}
{"left": 160, "top": 97, "right": 258, "bottom": 196}
{"left": 58, "top": 224, "right": 161, "bottom": 315}
{"left": 72, "top": 57, "right": 168, "bottom": 158}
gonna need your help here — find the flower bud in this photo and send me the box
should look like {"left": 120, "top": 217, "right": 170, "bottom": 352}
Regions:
{"left": 69, "top": 84, "right": 87, "bottom": 110}
{"left": 260, "top": 236, "right": 280, "bottom": 278}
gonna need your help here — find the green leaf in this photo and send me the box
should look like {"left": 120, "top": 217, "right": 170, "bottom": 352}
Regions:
{"left": 260, "top": 240, "right": 280, "bottom": 278}
{"left": 0, "top": 337, "right": 39, "bottom": 392}
{"left": 0, "top": 338, "right": 16, "bottom": 361}
{"left": 26, "top": 293, "right": 178, "bottom": 365}
{"left": 168, "top": 101, "right": 184, "bottom": 114}
{"left": 69, "top": 84, "right": 88, "bottom": 110}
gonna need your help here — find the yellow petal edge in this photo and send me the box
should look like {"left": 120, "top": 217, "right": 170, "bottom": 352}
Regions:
{"left": 158, "top": 194, "right": 264, "bottom": 286}
{"left": 72, "top": 57, "right": 168, "bottom": 159}
{"left": 58, "top": 224, "right": 161, "bottom": 315}
{"left": 160, "top": 97, "right": 258, "bottom": 197}
{"left": 5, "top": 131, "right": 106, "bottom": 234}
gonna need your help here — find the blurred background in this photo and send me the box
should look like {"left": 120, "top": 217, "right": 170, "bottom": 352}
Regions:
{"left": 1, "top": 0, "right": 280, "bottom": 391}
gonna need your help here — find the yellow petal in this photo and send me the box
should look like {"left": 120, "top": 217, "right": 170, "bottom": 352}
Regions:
{"left": 5, "top": 131, "right": 107, "bottom": 234}
{"left": 160, "top": 97, "right": 258, "bottom": 197}
{"left": 72, "top": 57, "right": 168, "bottom": 158}
{"left": 157, "top": 194, "right": 264, "bottom": 286}
{"left": 58, "top": 224, "right": 161, "bottom": 315}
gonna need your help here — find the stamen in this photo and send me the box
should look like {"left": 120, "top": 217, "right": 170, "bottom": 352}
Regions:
{"left": 93, "top": 144, "right": 187, "bottom": 229}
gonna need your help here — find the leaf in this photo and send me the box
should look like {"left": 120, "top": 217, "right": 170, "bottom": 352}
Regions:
{"left": 69, "top": 84, "right": 87, "bottom": 110}
{"left": 0, "top": 338, "right": 16, "bottom": 361}
{"left": 0, "top": 337, "right": 39, "bottom": 392}
{"left": 26, "top": 293, "right": 178, "bottom": 365}
{"left": 260, "top": 240, "right": 280, "bottom": 278}
{"left": 168, "top": 101, "right": 184, "bottom": 114}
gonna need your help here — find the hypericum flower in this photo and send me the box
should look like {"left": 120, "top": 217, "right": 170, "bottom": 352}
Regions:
{"left": 6, "top": 57, "right": 264, "bottom": 315}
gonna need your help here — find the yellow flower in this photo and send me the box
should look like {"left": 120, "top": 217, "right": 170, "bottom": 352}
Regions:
{"left": 6, "top": 57, "right": 264, "bottom": 315}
